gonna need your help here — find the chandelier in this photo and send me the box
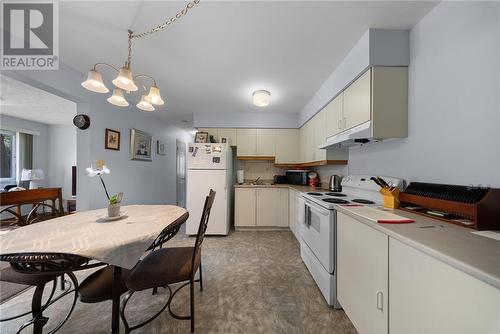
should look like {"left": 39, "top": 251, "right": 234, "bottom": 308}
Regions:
{"left": 81, "top": 0, "right": 200, "bottom": 112}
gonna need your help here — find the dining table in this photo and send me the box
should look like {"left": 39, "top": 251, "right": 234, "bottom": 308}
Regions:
{"left": 0, "top": 204, "right": 189, "bottom": 334}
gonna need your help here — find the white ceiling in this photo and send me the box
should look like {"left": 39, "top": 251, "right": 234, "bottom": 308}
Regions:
{"left": 58, "top": 1, "right": 437, "bottom": 120}
{"left": 0, "top": 75, "right": 77, "bottom": 125}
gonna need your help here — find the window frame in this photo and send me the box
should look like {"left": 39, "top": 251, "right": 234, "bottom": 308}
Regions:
{"left": 0, "top": 129, "right": 17, "bottom": 185}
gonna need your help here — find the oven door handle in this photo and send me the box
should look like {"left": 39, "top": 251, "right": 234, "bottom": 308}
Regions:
{"left": 304, "top": 205, "right": 310, "bottom": 226}
{"left": 305, "top": 201, "right": 330, "bottom": 217}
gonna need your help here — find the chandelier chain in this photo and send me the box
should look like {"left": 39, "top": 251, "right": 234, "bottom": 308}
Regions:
{"left": 130, "top": 0, "right": 201, "bottom": 40}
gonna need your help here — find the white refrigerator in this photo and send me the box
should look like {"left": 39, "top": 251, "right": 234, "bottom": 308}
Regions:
{"left": 186, "top": 143, "right": 232, "bottom": 235}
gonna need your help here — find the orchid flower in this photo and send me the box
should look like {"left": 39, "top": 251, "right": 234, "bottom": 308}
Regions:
{"left": 86, "top": 165, "right": 112, "bottom": 201}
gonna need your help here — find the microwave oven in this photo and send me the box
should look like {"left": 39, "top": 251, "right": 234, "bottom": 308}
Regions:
{"left": 285, "top": 170, "right": 312, "bottom": 186}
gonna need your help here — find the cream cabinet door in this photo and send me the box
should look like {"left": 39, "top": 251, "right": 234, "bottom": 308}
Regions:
{"left": 197, "top": 128, "right": 218, "bottom": 142}
{"left": 288, "top": 189, "right": 299, "bottom": 237}
{"left": 235, "top": 188, "right": 256, "bottom": 227}
{"left": 277, "top": 188, "right": 289, "bottom": 227}
{"left": 256, "top": 188, "right": 281, "bottom": 227}
{"left": 300, "top": 122, "right": 313, "bottom": 163}
{"left": 217, "top": 128, "right": 237, "bottom": 146}
{"left": 236, "top": 129, "right": 257, "bottom": 156}
{"left": 299, "top": 126, "right": 306, "bottom": 163}
{"left": 344, "top": 69, "right": 371, "bottom": 130}
{"left": 389, "top": 238, "right": 500, "bottom": 334}
{"left": 275, "top": 129, "right": 299, "bottom": 164}
{"left": 326, "top": 93, "right": 344, "bottom": 137}
{"left": 337, "top": 212, "right": 388, "bottom": 334}
{"left": 312, "top": 110, "right": 327, "bottom": 161}
{"left": 256, "top": 129, "right": 276, "bottom": 156}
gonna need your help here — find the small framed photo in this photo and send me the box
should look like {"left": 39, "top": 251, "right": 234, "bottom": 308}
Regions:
{"left": 105, "top": 128, "right": 120, "bottom": 150}
{"left": 195, "top": 131, "right": 208, "bottom": 143}
{"left": 130, "top": 128, "right": 152, "bottom": 161}
{"left": 157, "top": 140, "right": 166, "bottom": 155}
{"left": 221, "top": 137, "right": 227, "bottom": 144}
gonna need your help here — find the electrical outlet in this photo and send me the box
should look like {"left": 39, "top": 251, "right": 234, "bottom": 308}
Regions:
{"left": 96, "top": 159, "right": 105, "bottom": 169}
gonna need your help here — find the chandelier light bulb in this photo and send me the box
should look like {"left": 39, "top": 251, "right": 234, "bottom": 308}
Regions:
{"left": 112, "top": 66, "right": 138, "bottom": 92}
{"left": 145, "top": 85, "right": 165, "bottom": 105}
{"left": 81, "top": 69, "right": 109, "bottom": 93}
{"left": 107, "top": 88, "right": 129, "bottom": 107}
{"left": 252, "top": 90, "right": 271, "bottom": 107}
{"left": 136, "top": 95, "right": 155, "bottom": 112}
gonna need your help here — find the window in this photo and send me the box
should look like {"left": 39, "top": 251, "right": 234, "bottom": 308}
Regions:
{"left": 0, "top": 129, "right": 17, "bottom": 183}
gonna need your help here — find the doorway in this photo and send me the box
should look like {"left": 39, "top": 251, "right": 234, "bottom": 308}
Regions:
{"left": 176, "top": 139, "right": 186, "bottom": 208}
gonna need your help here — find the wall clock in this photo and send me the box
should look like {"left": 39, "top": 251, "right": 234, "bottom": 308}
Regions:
{"left": 73, "top": 114, "right": 91, "bottom": 130}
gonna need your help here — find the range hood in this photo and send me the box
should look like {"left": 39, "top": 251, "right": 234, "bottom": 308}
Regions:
{"left": 319, "top": 121, "right": 380, "bottom": 148}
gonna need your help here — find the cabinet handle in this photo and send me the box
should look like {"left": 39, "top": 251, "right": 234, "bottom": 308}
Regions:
{"left": 338, "top": 119, "right": 342, "bottom": 129}
{"left": 376, "top": 291, "right": 384, "bottom": 311}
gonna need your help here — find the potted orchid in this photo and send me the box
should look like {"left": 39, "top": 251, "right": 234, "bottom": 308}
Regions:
{"left": 86, "top": 165, "right": 123, "bottom": 217}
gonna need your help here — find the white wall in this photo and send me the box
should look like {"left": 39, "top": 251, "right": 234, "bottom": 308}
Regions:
{"left": 48, "top": 125, "right": 76, "bottom": 199}
{"left": 0, "top": 115, "right": 50, "bottom": 188}
{"left": 347, "top": 1, "right": 500, "bottom": 187}
{"left": 193, "top": 112, "right": 298, "bottom": 129}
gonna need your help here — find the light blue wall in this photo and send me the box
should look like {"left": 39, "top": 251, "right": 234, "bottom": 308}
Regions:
{"left": 4, "top": 63, "right": 193, "bottom": 210}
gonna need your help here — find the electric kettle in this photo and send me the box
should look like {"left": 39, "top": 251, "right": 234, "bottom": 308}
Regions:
{"left": 329, "top": 175, "right": 342, "bottom": 192}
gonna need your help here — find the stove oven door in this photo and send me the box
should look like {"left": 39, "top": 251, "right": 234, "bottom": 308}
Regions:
{"left": 301, "top": 199, "right": 335, "bottom": 273}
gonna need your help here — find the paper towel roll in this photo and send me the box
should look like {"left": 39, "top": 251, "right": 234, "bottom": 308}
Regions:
{"left": 237, "top": 170, "right": 244, "bottom": 184}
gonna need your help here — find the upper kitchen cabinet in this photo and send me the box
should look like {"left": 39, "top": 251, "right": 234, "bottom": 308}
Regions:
{"left": 322, "top": 66, "right": 408, "bottom": 146}
{"left": 217, "top": 128, "right": 237, "bottom": 146}
{"left": 325, "top": 93, "right": 344, "bottom": 138}
{"left": 275, "top": 129, "right": 300, "bottom": 164}
{"left": 312, "top": 109, "right": 327, "bottom": 162}
{"left": 236, "top": 129, "right": 257, "bottom": 156}
{"left": 256, "top": 129, "right": 276, "bottom": 156}
{"left": 343, "top": 69, "right": 371, "bottom": 130}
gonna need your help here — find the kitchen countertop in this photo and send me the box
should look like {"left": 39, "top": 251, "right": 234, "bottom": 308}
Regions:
{"left": 336, "top": 205, "right": 500, "bottom": 290}
{"left": 234, "top": 183, "right": 326, "bottom": 192}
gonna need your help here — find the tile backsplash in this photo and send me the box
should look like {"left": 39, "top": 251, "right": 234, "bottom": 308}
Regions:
{"left": 235, "top": 160, "right": 285, "bottom": 181}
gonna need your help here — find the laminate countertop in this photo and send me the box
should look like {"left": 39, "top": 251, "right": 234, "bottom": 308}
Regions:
{"left": 234, "top": 183, "right": 325, "bottom": 193}
{"left": 336, "top": 205, "right": 500, "bottom": 290}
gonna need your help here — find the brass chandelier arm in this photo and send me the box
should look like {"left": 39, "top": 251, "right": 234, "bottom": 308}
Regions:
{"left": 134, "top": 74, "right": 157, "bottom": 88}
{"left": 92, "top": 62, "right": 120, "bottom": 73}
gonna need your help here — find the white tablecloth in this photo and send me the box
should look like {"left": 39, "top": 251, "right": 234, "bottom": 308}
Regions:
{"left": 0, "top": 205, "right": 188, "bottom": 269}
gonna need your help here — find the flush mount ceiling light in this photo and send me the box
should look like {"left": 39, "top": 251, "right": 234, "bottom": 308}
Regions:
{"left": 81, "top": 0, "right": 201, "bottom": 111}
{"left": 252, "top": 90, "right": 271, "bottom": 107}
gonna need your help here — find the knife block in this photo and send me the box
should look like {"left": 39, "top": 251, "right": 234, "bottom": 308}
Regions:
{"left": 380, "top": 188, "right": 400, "bottom": 209}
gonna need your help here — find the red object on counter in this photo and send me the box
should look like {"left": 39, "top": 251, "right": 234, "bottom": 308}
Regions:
{"left": 309, "top": 177, "right": 318, "bottom": 187}
{"left": 378, "top": 219, "right": 415, "bottom": 224}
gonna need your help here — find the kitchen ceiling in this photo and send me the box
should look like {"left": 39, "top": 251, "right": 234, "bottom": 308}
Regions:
{"left": 59, "top": 1, "right": 437, "bottom": 120}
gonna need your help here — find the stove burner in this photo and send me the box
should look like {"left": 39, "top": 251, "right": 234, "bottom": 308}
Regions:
{"left": 307, "top": 192, "right": 323, "bottom": 196}
{"left": 351, "top": 199, "right": 375, "bottom": 204}
{"left": 325, "top": 193, "right": 347, "bottom": 197}
{"left": 322, "top": 198, "right": 350, "bottom": 204}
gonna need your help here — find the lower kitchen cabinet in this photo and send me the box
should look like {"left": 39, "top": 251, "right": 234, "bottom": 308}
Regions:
{"left": 337, "top": 212, "right": 388, "bottom": 334}
{"left": 235, "top": 188, "right": 256, "bottom": 227}
{"left": 235, "top": 187, "right": 288, "bottom": 228}
{"left": 389, "top": 238, "right": 500, "bottom": 334}
{"left": 288, "top": 188, "right": 300, "bottom": 240}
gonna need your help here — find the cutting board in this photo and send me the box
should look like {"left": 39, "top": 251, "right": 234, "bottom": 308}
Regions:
{"left": 340, "top": 205, "right": 415, "bottom": 224}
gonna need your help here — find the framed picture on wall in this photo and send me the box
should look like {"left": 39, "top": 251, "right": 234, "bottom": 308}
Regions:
{"left": 130, "top": 128, "right": 152, "bottom": 161}
{"left": 194, "top": 131, "right": 208, "bottom": 143}
{"left": 105, "top": 128, "right": 120, "bottom": 150}
{"left": 157, "top": 140, "right": 166, "bottom": 155}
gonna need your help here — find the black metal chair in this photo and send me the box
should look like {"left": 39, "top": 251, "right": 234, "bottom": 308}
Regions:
{"left": 0, "top": 253, "right": 90, "bottom": 334}
{"left": 120, "top": 190, "right": 216, "bottom": 333}
{"left": 77, "top": 211, "right": 190, "bottom": 306}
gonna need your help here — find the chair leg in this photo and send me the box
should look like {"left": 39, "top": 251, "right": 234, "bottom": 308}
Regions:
{"left": 198, "top": 262, "right": 203, "bottom": 292}
{"left": 190, "top": 279, "right": 195, "bottom": 333}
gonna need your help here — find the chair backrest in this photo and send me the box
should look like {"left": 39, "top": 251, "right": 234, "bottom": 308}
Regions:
{"left": 146, "top": 212, "right": 189, "bottom": 251}
{"left": 0, "top": 188, "right": 65, "bottom": 226}
{"left": 191, "top": 190, "right": 216, "bottom": 267}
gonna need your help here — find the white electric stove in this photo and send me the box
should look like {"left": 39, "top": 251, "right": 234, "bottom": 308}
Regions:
{"left": 299, "top": 175, "right": 404, "bottom": 308}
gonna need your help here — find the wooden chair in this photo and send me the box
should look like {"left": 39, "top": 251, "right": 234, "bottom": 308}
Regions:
{"left": 0, "top": 188, "right": 65, "bottom": 226}
{"left": 120, "top": 190, "right": 216, "bottom": 333}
